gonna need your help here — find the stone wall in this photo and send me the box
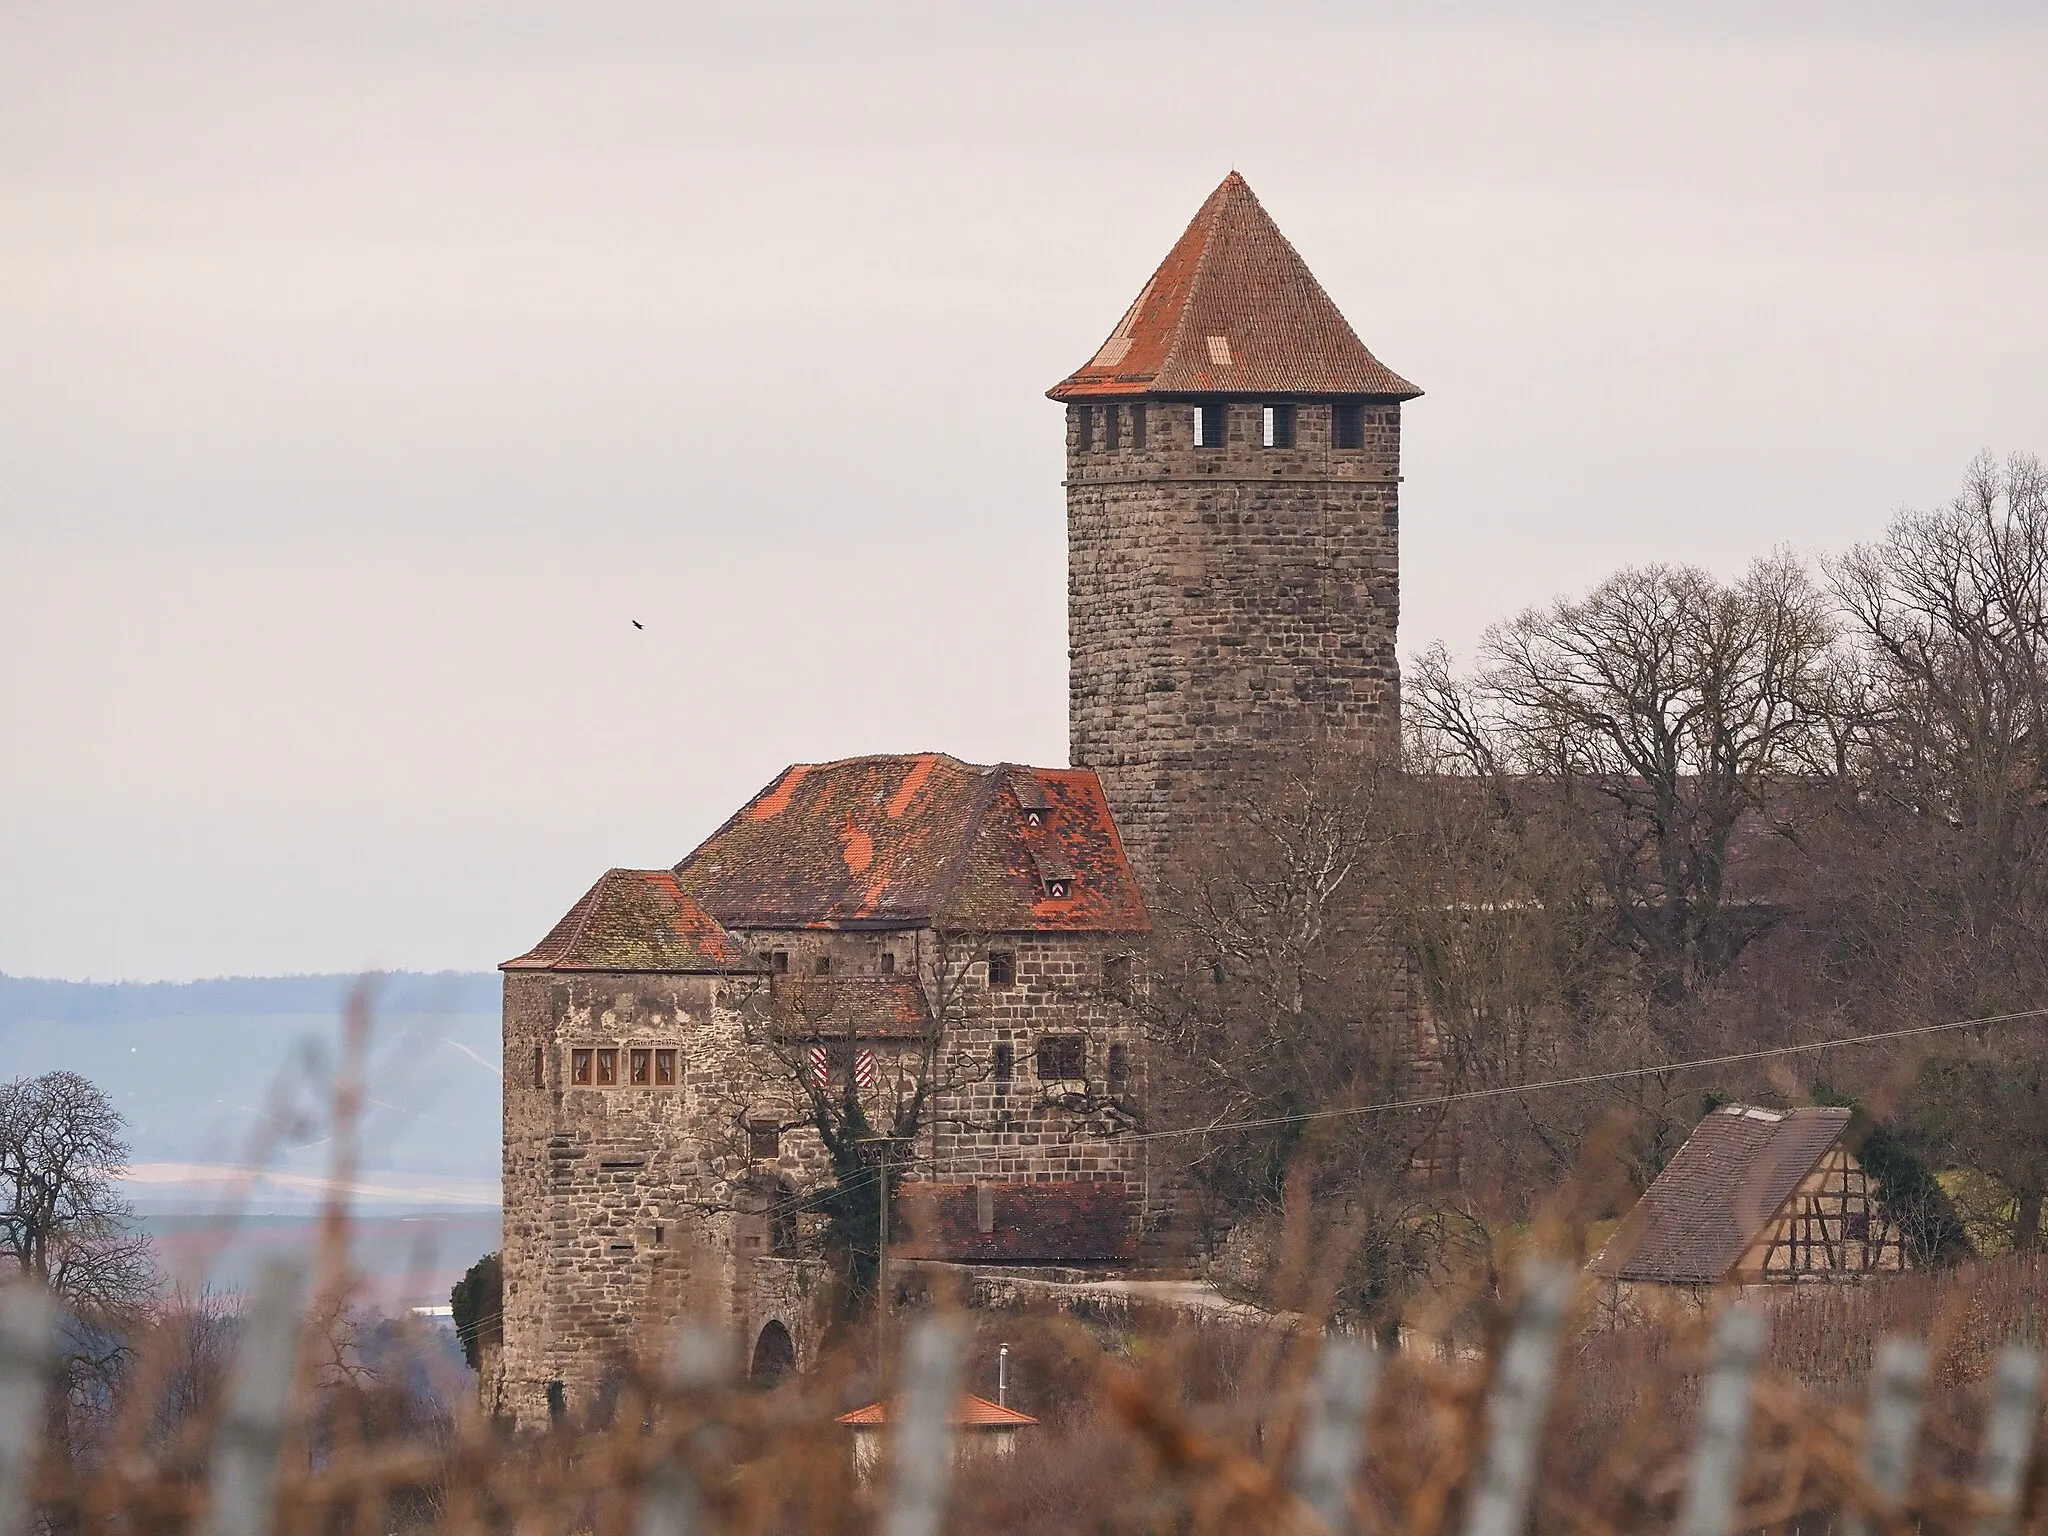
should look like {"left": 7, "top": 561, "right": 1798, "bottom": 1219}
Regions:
{"left": 1066, "top": 397, "right": 1402, "bottom": 888}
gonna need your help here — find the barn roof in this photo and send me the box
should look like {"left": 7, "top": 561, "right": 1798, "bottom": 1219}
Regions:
{"left": 1047, "top": 171, "right": 1419, "bottom": 402}
{"left": 674, "top": 754, "right": 1150, "bottom": 934}
{"left": 1591, "top": 1104, "right": 1854, "bottom": 1285}
{"left": 502, "top": 869, "right": 754, "bottom": 973}
{"left": 837, "top": 1393, "right": 1038, "bottom": 1428}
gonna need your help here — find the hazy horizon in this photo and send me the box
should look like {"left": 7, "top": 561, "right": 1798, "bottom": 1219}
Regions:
{"left": 8, "top": 2, "right": 2047, "bottom": 980}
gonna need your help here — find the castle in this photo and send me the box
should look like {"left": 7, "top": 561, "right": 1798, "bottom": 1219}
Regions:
{"left": 493, "top": 172, "right": 1417, "bottom": 1426}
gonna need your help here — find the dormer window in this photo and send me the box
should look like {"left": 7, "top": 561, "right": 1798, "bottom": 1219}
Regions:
{"left": 1011, "top": 772, "right": 1052, "bottom": 828}
{"left": 1044, "top": 878, "right": 1071, "bottom": 900}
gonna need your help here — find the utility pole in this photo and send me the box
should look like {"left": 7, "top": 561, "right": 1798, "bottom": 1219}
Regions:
{"left": 877, "top": 1139, "right": 890, "bottom": 1326}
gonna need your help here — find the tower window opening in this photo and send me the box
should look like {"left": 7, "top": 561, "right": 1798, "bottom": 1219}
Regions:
{"left": 993, "top": 1041, "right": 1014, "bottom": 1084}
{"left": 1131, "top": 402, "right": 1146, "bottom": 449}
{"left": 1262, "top": 404, "right": 1295, "bottom": 448}
{"left": 1193, "top": 402, "right": 1224, "bottom": 448}
{"left": 1108, "top": 1043, "right": 1130, "bottom": 1093}
{"left": 1037, "top": 1034, "right": 1085, "bottom": 1082}
{"left": 1076, "top": 405, "right": 1095, "bottom": 453}
{"left": 879, "top": 950, "right": 895, "bottom": 974}
{"left": 1332, "top": 401, "right": 1366, "bottom": 450}
{"left": 1105, "top": 404, "right": 1122, "bottom": 451}
{"left": 531, "top": 1046, "right": 545, "bottom": 1089}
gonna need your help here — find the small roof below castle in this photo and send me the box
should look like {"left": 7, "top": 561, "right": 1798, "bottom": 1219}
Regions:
{"left": 837, "top": 1392, "right": 1038, "bottom": 1429}
{"left": 502, "top": 869, "right": 754, "bottom": 974}
{"left": 1048, "top": 171, "right": 1419, "bottom": 402}
{"left": 1590, "top": 1104, "right": 1855, "bottom": 1285}
{"left": 674, "top": 753, "right": 1149, "bottom": 934}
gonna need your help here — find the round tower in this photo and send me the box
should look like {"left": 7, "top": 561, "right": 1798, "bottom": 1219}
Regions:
{"left": 1049, "top": 172, "right": 1421, "bottom": 888}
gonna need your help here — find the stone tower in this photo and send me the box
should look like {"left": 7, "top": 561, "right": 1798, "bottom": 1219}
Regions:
{"left": 1050, "top": 172, "right": 1420, "bottom": 887}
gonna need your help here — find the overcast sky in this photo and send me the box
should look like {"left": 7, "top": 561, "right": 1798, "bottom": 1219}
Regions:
{"left": 6, "top": 2, "right": 2046, "bottom": 981}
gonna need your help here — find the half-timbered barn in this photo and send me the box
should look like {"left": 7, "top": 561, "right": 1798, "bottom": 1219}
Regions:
{"left": 1590, "top": 1104, "right": 1905, "bottom": 1310}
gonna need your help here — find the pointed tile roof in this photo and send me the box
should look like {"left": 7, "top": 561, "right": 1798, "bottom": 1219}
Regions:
{"left": 502, "top": 869, "right": 754, "bottom": 973}
{"left": 837, "top": 1392, "right": 1038, "bottom": 1428}
{"left": 1048, "top": 172, "right": 1419, "bottom": 401}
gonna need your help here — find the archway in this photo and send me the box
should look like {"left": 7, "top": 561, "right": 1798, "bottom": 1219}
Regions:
{"left": 749, "top": 1319, "right": 797, "bottom": 1388}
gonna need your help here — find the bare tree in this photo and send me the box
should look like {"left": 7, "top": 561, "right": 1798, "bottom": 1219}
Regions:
{"left": 1411, "top": 554, "right": 1835, "bottom": 1013}
{"left": 0, "top": 1070, "right": 158, "bottom": 1312}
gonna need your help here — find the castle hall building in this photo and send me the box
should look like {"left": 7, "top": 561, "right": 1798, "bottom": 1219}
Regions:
{"left": 497, "top": 755, "right": 1149, "bottom": 1427}
{"left": 1052, "top": 172, "right": 1420, "bottom": 886}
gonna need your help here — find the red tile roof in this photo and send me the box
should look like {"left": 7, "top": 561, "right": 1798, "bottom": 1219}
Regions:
{"left": 837, "top": 1393, "right": 1038, "bottom": 1428}
{"left": 1591, "top": 1105, "right": 1854, "bottom": 1284}
{"left": 502, "top": 869, "right": 754, "bottom": 973}
{"left": 674, "top": 754, "right": 1150, "bottom": 934}
{"left": 1048, "top": 171, "right": 1419, "bottom": 402}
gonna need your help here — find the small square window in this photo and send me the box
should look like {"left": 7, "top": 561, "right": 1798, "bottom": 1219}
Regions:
{"left": 655, "top": 1048, "right": 677, "bottom": 1086}
{"left": 879, "top": 951, "right": 896, "bottom": 974}
{"left": 1037, "top": 1035, "right": 1085, "bottom": 1082}
{"left": 1262, "top": 403, "right": 1295, "bottom": 448}
{"left": 572, "top": 1049, "right": 594, "bottom": 1086}
{"left": 531, "top": 1046, "right": 545, "bottom": 1089}
{"left": 988, "top": 951, "right": 1016, "bottom": 988}
{"left": 749, "top": 1124, "right": 780, "bottom": 1160}
{"left": 1332, "top": 401, "right": 1366, "bottom": 450}
{"left": 596, "top": 1048, "right": 618, "bottom": 1086}
{"left": 813, "top": 955, "right": 831, "bottom": 976}
{"left": 630, "top": 1048, "right": 651, "bottom": 1086}
{"left": 770, "top": 950, "right": 790, "bottom": 973}
{"left": 993, "top": 1041, "right": 1014, "bottom": 1084}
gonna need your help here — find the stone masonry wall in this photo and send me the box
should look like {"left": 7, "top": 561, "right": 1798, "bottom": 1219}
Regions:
{"left": 1066, "top": 397, "right": 1402, "bottom": 888}
{"left": 498, "top": 971, "right": 827, "bottom": 1430}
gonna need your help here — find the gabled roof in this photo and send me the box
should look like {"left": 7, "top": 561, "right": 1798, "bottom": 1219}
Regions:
{"left": 1591, "top": 1105, "right": 1855, "bottom": 1285}
{"left": 837, "top": 1393, "right": 1038, "bottom": 1428}
{"left": 502, "top": 869, "right": 754, "bottom": 974}
{"left": 674, "top": 754, "right": 1150, "bottom": 934}
{"left": 1048, "top": 171, "right": 1419, "bottom": 402}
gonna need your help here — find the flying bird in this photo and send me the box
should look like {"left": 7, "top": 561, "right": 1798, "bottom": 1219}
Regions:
{"left": 631, "top": 619, "right": 644, "bottom": 630}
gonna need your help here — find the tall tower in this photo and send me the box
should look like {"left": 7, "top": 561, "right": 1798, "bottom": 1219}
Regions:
{"left": 1050, "top": 172, "right": 1421, "bottom": 887}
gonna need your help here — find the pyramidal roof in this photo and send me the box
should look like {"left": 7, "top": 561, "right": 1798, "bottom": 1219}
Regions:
{"left": 1048, "top": 172, "right": 1418, "bottom": 402}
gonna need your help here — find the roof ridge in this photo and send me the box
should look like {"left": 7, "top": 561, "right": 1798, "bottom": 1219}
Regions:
{"left": 1162, "top": 178, "right": 1229, "bottom": 388}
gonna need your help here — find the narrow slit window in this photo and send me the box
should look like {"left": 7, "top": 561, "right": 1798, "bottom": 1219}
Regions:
{"left": 1130, "top": 402, "right": 1146, "bottom": 449}
{"left": 655, "top": 1048, "right": 677, "bottom": 1086}
{"left": 1262, "top": 404, "right": 1295, "bottom": 448}
{"left": 629, "top": 1048, "right": 651, "bottom": 1086}
{"left": 572, "top": 1049, "right": 594, "bottom": 1086}
{"left": 987, "top": 950, "right": 1016, "bottom": 988}
{"left": 1332, "top": 401, "right": 1365, "bottom": 450}
{"left": 596, "top": 1048, "right": 618, "bottom": 1086}
{"left": 879, "top": 951, "right": 895, "bottom": 974}
{"left": 1108, "top": 1043, "right": 1130, "bottom": 1093}
{"left": 993, "top": 1041, "right": 1014, "bottom": 1084}
{"left": 1076, "top": 405, "right": 1095, "bottom": 453}
{"left": 1104, "top": 953, "right": 1132, "bottom": 998}
{"left": 531, "top": 1046, "right": 545, "bottom": 1089}
{"left": 1105, "top": 404, "right": 1122, "bottom": 451}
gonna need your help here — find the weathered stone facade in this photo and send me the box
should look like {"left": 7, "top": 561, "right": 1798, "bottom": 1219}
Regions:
{"left": 499, "top": 759, "right": 1151, "bottom": 1428}
{"left": 1065, "top": 397, "right": 1404, "bottom": 883}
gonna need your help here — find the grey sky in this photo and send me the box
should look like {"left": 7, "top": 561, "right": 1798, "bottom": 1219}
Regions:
{"left": 6, "top": 2, "right": 2046, "bottom": 980}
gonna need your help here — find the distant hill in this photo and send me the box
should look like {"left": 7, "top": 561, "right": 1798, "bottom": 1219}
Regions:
{"left": 0, "top": 970, "right": 504, "bottom": 1205}
{"left": 0, "top": 970, "right": 500, "bottom": 1027}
